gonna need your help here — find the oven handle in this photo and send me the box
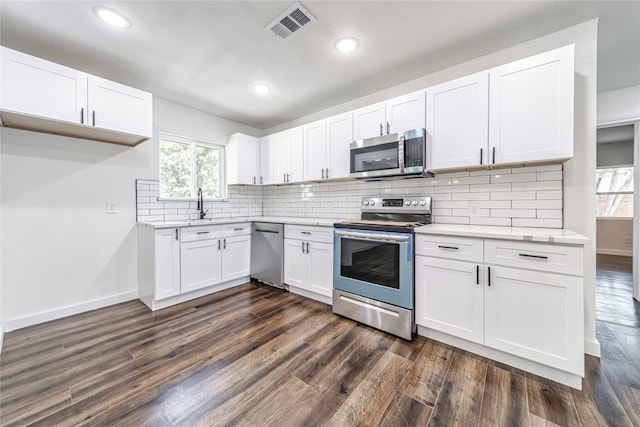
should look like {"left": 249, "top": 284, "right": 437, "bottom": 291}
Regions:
{"left": 335, "top": 230, "right": 410, "bottom": 243}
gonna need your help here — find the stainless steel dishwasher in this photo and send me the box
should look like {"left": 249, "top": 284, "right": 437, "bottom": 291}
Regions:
{"left": 251, "top": 222, "right": 286, "bottom": 289}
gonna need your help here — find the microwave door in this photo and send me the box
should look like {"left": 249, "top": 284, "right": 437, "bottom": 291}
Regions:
{"left": 350, "top": 140, "right": 402, "bottom": 178}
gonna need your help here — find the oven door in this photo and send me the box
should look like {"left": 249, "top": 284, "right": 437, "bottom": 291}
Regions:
{"left": 333, "top": 228, "right": 413, "bottom": 309}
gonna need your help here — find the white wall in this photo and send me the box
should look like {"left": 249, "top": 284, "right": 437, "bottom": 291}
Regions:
{"left": 267, "top": 20, "right": 600, "bottom": 355}
{"left": 0, "top": 98, "right": 260, "bottom": 330}
{"left": 598, "top": 85, "right": 640, "bottom": 126}
{"left": 597, "top": 218, "right": 633, "bottom": 256}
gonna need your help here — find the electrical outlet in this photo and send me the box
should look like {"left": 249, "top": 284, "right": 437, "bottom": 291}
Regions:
{"left": 625, "top": 236, "right": 633, "bottom": 244}
{"left": 469, "top": 205, "right": 479, "bottom": 216}
{"left": 106, "top": 202, "right": 118, "bottom": 214}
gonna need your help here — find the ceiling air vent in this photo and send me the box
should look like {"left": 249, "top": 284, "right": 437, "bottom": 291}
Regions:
{"left": 265, "top": 2, "right": 316, "bottom": 40}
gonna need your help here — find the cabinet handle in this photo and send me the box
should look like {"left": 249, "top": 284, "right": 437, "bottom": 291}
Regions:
{"left": 223, "top": 238, "right": 226, "bottom": 249}
{"left": 518, "top": 253, "right": 549, "bottom": 260}
{"left": 197, "top": 231, "right": 210, "bottom": 235}
{"left": 260, "top": 176, "right": 263, "bottom": 184}
{"left": 325, "top": 168, "right": 329, "bottom": 179}
{"left": 234, "top": 227, "right": 244, "bottom": 231}
{"left": 480, "top": 148, "right": 483, "bottom": 165}
{"left": 487, "top": 266, "right": 491, "bottom": 287}
{"left": 218, "top": 240, "right": 221, "bottom": 250}
{"left": 301, "top": 231, "right": 311, "bottom": 235}
{"left": 380, "top": 123, "right": 383, "bottom": 136}
{"left": 438, "top": 245, "right": 459, "bottom": 250}
{"left": 301, "top": 241, "right": 305, "bottom": 253}
{"left": 386, "top": 122, "right": 390, "bottom": 134}
{"left": 284, "top": 173, "right": 286, "bottom": 183}
{"left": 175, "top": 228, "right": 178, "bottom": 240}
{"left": 322, "top": 168, "right": 325, "bottom": 179}
{"left": 492, "top": 147, "right": 496, "bottom": 164}
{"left": 253, "top": 176, "right": 256, "bottom": 185}
{"left": 306, "top": 242, "right": 310, "bottom": 253}
{"left": 476, "top": 265, "right": 479, "bottom": 285}
{"left": 92, "top": 110, "right": 96, "bottom": 127}
{"left": 287, "top": 173, "right": 290, "bottom": 182}
{"left": 80, "top": 108, "right": 84, "bottom": 124}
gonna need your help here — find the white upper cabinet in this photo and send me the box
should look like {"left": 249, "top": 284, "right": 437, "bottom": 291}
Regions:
{"left": 226, "top": 133, "right": 259, "bottom": 185}
{"left": 0, "top": 46, "right": 152, "bottom": 146}
{"left": 489, "top": 45, "right": 574, "bottom": 165}
{"left": 426, "top": 72, "right": 489, "bottom": 170}
{"left": 303, "top": 119, "right": 328, "bottom": 181}
{"left": 259, "top": 135, "right": 274, "bottom": 185}
{"left": 352, "top": 90, "right": 425, "bottom": 140}
{"left": 87, "top": 76, "right": 152, "bottom": 138}
{"left": 326, "top": 112, "right": 353, "bottom": 179}
{"left": 273, "top": 126, "right": 303, "bottom": 183}
{"left": 386, "top": 90, "right": 426, "bottom": 134}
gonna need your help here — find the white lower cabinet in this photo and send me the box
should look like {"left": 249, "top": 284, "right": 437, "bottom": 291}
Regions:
{"left": 415, "top": 233, "right": 585, "bottom": 388}
{"left": 284, "top": 225, "right": 333, "bottom": 302}
{"left": 138, "top": 223, "right": 251, "bottom": 310}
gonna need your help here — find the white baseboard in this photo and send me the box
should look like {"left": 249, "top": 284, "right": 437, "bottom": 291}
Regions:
{"left": 585, "top": 337, "right": 601, "bottom": 357}
{"left": 4, "top": 290, "right": 138, "bottom": 332}
{"left": 596, "top": 248, "right": 632, "bottom": 257}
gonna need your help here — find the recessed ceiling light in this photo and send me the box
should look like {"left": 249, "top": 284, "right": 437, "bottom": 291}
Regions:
{"left": 336, "top": 37, "right": 359, "bottom": 53}
{"left": 94, "top": 6, "right": 131, "bottom": 29}
{"left": 254, "top": 84, "right": 270, "bottom": 95}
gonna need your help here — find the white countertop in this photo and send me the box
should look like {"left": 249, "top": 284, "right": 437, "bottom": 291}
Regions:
{"left": 137, "top": 216, "right": 337, "bottom": 229}
{"left": 414, "top": 223, "right": 590, "bottom": 245}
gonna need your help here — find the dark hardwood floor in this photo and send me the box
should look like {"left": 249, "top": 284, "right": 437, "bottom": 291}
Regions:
{"left": 1, "top": 282, "right": 639, "bottom": 426}
{"left": 596, "top": 254, "right": 639, "bottom": 328}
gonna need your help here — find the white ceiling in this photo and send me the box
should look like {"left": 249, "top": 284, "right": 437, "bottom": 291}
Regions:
{"left": 1, "top": 1, "right": 638, "bottom": 130}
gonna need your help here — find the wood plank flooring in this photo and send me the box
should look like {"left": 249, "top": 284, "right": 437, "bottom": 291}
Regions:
{"left": 596, "top": 254, "right": 639, "bottom": 328}
{"left": 1, "top": 282, "right": 639, "bottom": 426}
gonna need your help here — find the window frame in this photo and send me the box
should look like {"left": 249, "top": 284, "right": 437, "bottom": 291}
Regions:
{"left": 159, "top": 132, "right": 226, "bottom": 201}
{"left": 596, "top": 165, "right": 634, "bottom": 219}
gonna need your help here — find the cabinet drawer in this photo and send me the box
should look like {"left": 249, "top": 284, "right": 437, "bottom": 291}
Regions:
{"left": 415, "top": 234, "right": 483, "bottom": 262}
{"left": 285, "top": 224, "right": 333, "bottom": 244}
{"left": 181, "top": 225, "right": 221, "bottom": 242}
{"left": 221, "top": 222, "right": 251, "bottom": 236}
{"left": 484, "top": 239, "right": 582, "bottom": 276}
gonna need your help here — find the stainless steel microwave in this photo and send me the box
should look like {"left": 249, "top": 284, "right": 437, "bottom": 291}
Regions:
{"left": 350, "top": 128, "right": 427, "bottom": 179}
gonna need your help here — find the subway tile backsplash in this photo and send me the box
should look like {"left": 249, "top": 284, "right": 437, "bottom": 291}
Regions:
{"left": 136, "top": 164, "right": 563, "bottom": 228}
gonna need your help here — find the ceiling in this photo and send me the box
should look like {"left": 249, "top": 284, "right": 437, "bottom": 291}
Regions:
{"left": 1, "top": 1, "right": 638, "bottom": 130}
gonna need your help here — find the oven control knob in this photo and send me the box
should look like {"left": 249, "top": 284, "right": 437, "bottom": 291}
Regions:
{"left": 363, "top": 200, "right": 369, "bottom": 206}
{"left": 405, "top": 200, "right": 411, "bottom": 206}
{"left": 369, "top": 199, "right": 376, "bottom": 206}
{"left": 419, "top": 200, "right": 426, "bottom": 206}
{"left": 412, "top": 200, "right": 418, "bottom": 206}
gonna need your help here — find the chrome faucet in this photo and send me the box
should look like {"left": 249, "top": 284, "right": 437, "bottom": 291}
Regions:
{"left": 197, "top": 187, "right": 207, "bottom": 219}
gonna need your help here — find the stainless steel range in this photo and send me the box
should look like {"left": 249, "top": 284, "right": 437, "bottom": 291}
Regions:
{"left": 332, "top": 195, "right": 432, "bottom": 340}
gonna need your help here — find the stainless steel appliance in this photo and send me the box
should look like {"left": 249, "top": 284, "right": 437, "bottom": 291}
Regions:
{"left": 350, "top": 128, "right": 428, "bottom": 179}
{"left": 251, "top": 222, "right": 286, "bottom": 289}
{"left": 333, "top": 196, "right": 432, "bottom": 340}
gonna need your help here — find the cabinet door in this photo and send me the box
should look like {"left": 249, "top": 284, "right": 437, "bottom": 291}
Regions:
{"left": 485, "top": 266, "right": 583, "bottom": 374}
{"left": 289, "top": 127, "right": 304, "bottom": 183}
{"left": 327, "top": 112, "right": 353, "bottom": 179}
{"left": 415, "top": 256, "right": 484, "bottom": 344}
{"left": 259, "top": 135, "right": 274, "bottom": 185}
{"left": 180, "top": 239, "right": 222, "bottom": 293}
{"left": 489, "top": 45, "right": 574, "bottom": 165}
{"left": 88, "top": 75, "right": 153, "bottom": 137}
{"left": 307, "top": 241, "right": 333, "bottom": 297}
{"left": 303, "top": 119, "right": 328, "bottom": 181}
{"left": 284, "top": 238, "right": 307, "bottom": 288}
{"left": 221, "top": 235, "right": 251, "bottom": 282}
{"left": 427, "top": 73, "right": 489, "bottom": 170}
{"left": 227, "top": 133, "right": 259, "bottom": 185}
{"left": 352, "top": 101, "right": 385, "bottom": 140}
{"left": 273, "top": 131, "right": 291, "bottom": 183}
{"left": 155, "top": 228, "right": 181, "bottom": 300}
{"left": 386, "top": 90, "right": 426, "bottom": 134}
{"left": 0, "top": 47, "right": 87, "bottom": 125}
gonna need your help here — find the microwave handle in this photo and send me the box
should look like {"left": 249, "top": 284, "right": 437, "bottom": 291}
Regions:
{"left": 398, "top": 133, "right": 405, "bottom": 173}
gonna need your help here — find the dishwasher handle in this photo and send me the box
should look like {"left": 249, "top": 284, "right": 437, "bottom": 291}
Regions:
{"left": 255, "top": 229, "right": 280, "bottom": 234}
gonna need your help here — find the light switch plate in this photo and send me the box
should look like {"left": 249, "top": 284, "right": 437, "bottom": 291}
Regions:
{"left": 106, "top": 202, "right": 118, "bottom": 214}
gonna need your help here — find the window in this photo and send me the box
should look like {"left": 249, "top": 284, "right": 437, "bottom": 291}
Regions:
{"left": 596, "top": 166, "right": 634, "bottom": 217}
{"left": 159, "top": 134, "right": 224, "bottom": 199}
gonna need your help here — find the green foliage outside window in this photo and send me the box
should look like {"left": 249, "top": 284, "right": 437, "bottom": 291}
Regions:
{"left": 160, "top": 134, "right": 223, "bottom": 199}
